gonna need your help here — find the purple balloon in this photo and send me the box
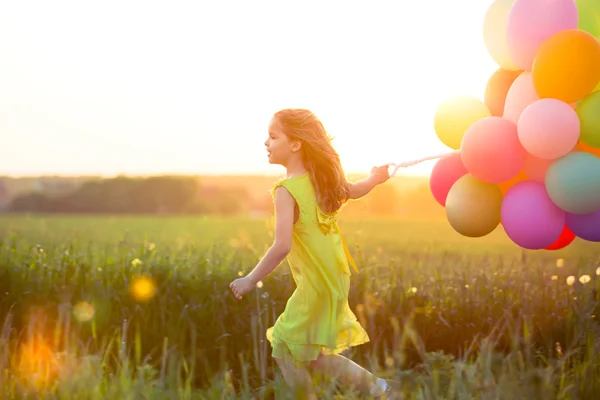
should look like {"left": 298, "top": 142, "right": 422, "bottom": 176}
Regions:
{"left": 566, "top": 209, "right": 600, "bottom": 242}
{"left": 501, "top": 181, "right": 565, "bottom": 249}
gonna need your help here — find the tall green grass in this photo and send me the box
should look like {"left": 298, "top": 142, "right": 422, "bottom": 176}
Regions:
{"left": 0, "top": 215, "right": 599, "bottom": 399}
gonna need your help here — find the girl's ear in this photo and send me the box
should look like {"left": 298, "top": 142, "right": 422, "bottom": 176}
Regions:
{"left": 291, "top": 140, "right": 302, "bottom": 152}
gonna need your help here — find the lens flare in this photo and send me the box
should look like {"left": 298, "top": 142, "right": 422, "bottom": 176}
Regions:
{"left": 73, "top": 301, "right": 95, "bottom": 322}
{"left": 130, "top": 276, "right": 157, "bottom": 302}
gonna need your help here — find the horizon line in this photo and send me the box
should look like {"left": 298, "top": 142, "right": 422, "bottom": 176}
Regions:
{"left": 0, "top": 171, "right": 432, "bottom": 179}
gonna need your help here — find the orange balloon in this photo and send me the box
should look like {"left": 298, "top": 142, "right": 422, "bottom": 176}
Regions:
{"left": 576, "top": 141, "right": 600, "bottom": 157}
{"left": 498, "top": 170, "right": 528, "bottom": 195}
{"left": 533, "top": 29, "right": 600, "bottom": 104}
{"left": 484, "top": 68, "right": 523, "bottom": 116}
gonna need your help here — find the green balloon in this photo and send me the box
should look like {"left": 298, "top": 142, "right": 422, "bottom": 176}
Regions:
{"left": 576, "top": 0, "right": 600, "bottom": 39}
{"left": 577, "top": 91, "right": 600, "bottom": 148}
{"left": 445, "top": 174, "right": 502, "bottom": 237}
{"left": 546, "top": 152, "right": 600, "bottom": 215}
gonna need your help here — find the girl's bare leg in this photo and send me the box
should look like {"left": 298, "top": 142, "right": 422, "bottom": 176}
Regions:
{"left": 274, "top": 357, "right": 317, "bottom": 399}
{"left": 310, "top": 353, "right": 387, "bottom": 396}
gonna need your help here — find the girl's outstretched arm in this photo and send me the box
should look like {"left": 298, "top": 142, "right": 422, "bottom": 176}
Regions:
{"left": 229, "top": 186, "right": 295, "bottom": 299}
{"left": 348, "top": 165, "right": 390, "bottom": 200}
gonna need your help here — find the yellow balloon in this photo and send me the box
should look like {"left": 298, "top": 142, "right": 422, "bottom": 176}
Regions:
{"left": 483, "top": 0, "right": 519, "bottom": 70}
{"left": 446, "top": 174, "right": 503, "bottom": 238}
{"left": 434, "top": 96, "right": 491, "bottom": 150}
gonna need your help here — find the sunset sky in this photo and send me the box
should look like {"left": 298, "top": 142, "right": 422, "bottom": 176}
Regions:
{"left": 0, "top": 0, "right": 497, "bottom": 177}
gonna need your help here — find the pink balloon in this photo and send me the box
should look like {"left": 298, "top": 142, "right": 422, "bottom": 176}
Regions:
{"left": 501, "top": 181, "right": 566, "bottom": 249}
{"left": 523, "top": 154, "right": 553, "bottom": 182}
{"left": 506, "top": 0, "right": 578, "bottom": 71}
{"left": 518, "top": 99, "right": 581, "bottom": 159}
{"left": 503, "top": 72, "right": 539, "bottom": 124}
{"left": 429, "top": 154, "right": 468, "bottom": 206}
{"left": 461, "top": 117, "right": 527, "bottom": 184}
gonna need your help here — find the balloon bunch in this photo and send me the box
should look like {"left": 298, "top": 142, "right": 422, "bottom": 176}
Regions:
{"left": 430, "top": 0, "right": 600, "bottom": 250}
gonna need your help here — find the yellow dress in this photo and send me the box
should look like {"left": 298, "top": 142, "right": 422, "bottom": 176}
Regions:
{"left": 265, "top": 172, "right": 370, "bottom": 366}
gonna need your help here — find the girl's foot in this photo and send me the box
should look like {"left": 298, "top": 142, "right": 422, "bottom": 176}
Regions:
{"left": 374, "top": 379, "right": 403, "bottom": 399}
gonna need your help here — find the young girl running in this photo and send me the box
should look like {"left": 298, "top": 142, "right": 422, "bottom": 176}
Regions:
{"left": 229, "top": 108, "right": 400, "bottom": 399}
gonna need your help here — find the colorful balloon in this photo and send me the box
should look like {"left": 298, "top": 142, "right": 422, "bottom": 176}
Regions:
{"left": 506, "top": 0, "right": 578, "bottom": 71}
{"left": 434, "top": 96, "right": 491, "bottom": 150}
{"left": 532, "top": 29, "right": 600, "bottom": 104}
{"left": 523, "top": 154, "right": 554, "bottom": 182}
{"left": 445, "top": 174, "right": 503, "bottom": 237}
{"left": 517, "top": 99, "right": 581, "bottom": 160}
{"left": 546, "top": 152, "right": 600, "bottom": 215}
{"left": 566, "top": 209, "right": 600, "bottom": 242}
{"left": 577, "top": 141, "right": 600, "bottom": 158}
{"left": 429, "top": 0, "right": 600, "bottom": 251}
{"left": 545, "top": 226, "right": 576, "bottom": 250}
{"left": 484, "top": 68, "right": 523, "bottom": 117}
{"left": 576, "top": 0, "right": 600, "bottom": 39}
{"left": 498, "top": 170, "right": 528, "bottom": 195}
{"left": 501, "top": 181, "right": 565, "bottom": 249}
{"left": 576, "top": 91, "right": 600, "bottom": 148}
{"left": 461, "top": 117, "right": 527, "bottom": 184}
{"left": 483, "top": 0, "right": 519, "bottom": 70}
{"left": 429, "top": 153, "right": 468, "bottom": 206}
{"left": 503, "top": 72, "right": 539, "bottom": 124}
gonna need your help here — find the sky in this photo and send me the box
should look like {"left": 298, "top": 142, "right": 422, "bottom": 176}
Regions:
{"left": 0, "top": 0, "right": 498, "bottom": 177}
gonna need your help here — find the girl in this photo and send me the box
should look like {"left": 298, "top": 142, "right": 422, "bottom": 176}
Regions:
{"left": 229, "top": 108, "right": 400, "bottom": 399}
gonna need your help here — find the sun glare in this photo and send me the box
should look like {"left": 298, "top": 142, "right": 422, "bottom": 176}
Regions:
{"left": 17, "top": 338, "right": 58, "bottom": 387}
{"left": 0, "top": 1, "right": 497, "bottom": 177}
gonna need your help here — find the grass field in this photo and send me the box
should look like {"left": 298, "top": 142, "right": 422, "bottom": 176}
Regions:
{"left": 1, "top": 214, "right": 599, "bottom": 399}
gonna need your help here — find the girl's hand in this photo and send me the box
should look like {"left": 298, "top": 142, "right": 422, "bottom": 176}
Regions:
{"left": 369, "top": 164, "right": 391, "bottom": 185}
{"left": 229, "top": 277, "right": 254, "bottom": 300}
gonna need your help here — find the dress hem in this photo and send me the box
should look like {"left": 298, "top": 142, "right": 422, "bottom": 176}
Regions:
{"left": 266, "top": 326, "right": 370, "bottom": 367}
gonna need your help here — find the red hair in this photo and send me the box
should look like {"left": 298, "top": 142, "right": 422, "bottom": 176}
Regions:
{"left": 273, "top": 108, "right": 350, "bottom": 214}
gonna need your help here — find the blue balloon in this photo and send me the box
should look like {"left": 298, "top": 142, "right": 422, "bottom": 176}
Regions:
{"left": 545, "top": 152, "right": 600, "bottom": 214}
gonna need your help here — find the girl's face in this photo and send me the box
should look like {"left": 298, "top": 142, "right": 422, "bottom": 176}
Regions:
{"left": 265, "top": 118, "right": 299, "bottom": 166}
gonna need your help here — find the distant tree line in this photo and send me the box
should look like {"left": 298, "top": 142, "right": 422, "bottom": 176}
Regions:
{"left": 6, "top": 175, "right": 445, "bottom": 217}
{"left": 8, "top": 176, "right": 252, "bottom": 215}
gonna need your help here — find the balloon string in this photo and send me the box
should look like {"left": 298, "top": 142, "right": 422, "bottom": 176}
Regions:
{"left": 389, "top": 150, "right": 460, "bottom": 177}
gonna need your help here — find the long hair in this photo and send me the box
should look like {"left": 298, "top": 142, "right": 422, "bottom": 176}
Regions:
{"left": 273, "top": 108, "right": 350, "bottom": 214}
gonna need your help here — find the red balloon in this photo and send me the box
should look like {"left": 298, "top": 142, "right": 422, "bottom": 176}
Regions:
{"left": 461, "top": 117, "right": 527, "bottom": 184}
{"left": 545, "top": 225, "right": 576, "bottom": 250}
{"left": 485, "top": 68, "right": 523, "bottom": 117}
{"left": 429, "top": 154, "right": 468, "bottom": 206}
